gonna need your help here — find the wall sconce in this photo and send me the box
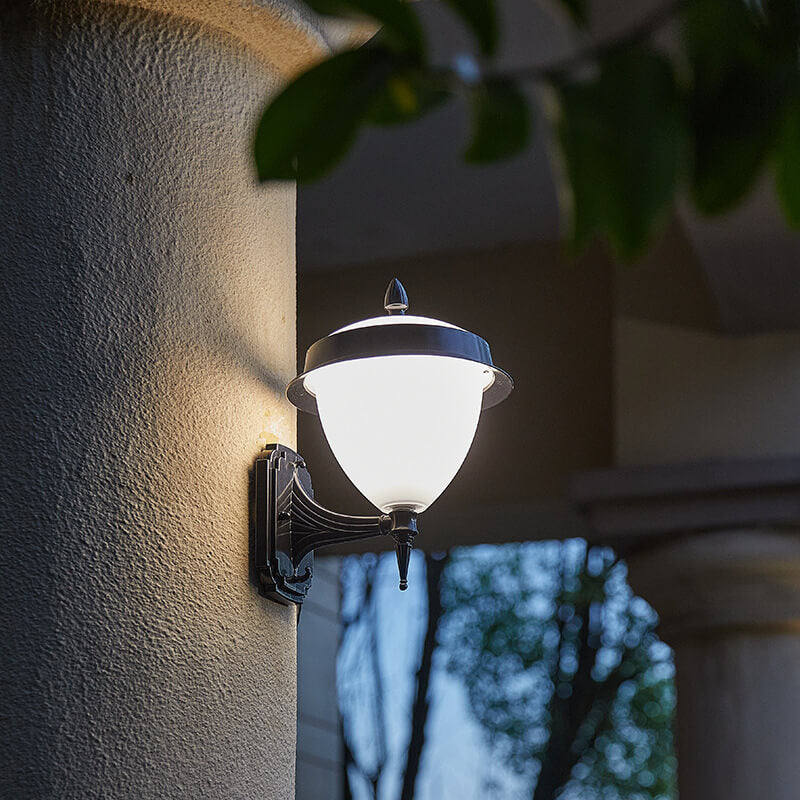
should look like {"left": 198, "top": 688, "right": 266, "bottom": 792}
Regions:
{"left": 255, "top": 279, "right": 513, "bottom": 604}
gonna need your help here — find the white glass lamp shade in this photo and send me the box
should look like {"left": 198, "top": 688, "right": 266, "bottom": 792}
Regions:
{"left": 304, "top": 335, "right": 491, "bottom": 512}
{"left": 286, "top": 281, "right": 513, "bottom": 515}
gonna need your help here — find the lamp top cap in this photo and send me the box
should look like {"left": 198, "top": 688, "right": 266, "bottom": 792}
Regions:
{"left": 286, "top": 275, "right": 514, "bottom": 414}
{"left": 384, "top": 278, "right": 409, "bottom": 315}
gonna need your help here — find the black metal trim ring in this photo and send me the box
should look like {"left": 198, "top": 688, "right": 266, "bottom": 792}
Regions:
{"left": 287, "top": 322, "right": 514, "bottom": 414}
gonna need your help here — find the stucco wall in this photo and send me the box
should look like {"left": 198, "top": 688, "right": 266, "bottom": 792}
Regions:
{"left": 1, "top": 4, "right": 300, "bottom": 797}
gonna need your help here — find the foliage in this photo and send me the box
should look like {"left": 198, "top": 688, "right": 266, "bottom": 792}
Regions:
{"left": 440, "top": 541, "right": 675, "bottom": 799}
{"left": 254, "top": 0, "right": 800, "bottom": 262}
{"left": 337, "top": 541, "right": 675, "bottom": 800}
{"left": 555, "top": 48, "right": 687, "bottom": 261}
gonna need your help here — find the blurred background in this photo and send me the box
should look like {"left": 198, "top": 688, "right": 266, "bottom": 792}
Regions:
{"left": 291, "top": 0, "right": 800, "bottom": 797}
{"left": 329, "top": 543, "right": 675, "bottom": 800}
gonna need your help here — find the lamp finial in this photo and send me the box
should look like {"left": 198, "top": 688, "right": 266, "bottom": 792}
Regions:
{"left": 384, "top": 278, "right": 409, "bottom": 315}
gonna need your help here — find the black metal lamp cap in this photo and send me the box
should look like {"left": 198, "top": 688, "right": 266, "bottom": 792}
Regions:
{"left": 287, "top": 278, "right": 514, "bottom": 414}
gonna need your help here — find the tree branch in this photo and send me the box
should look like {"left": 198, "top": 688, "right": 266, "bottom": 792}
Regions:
{"left": 400, "top": 553, "right": 448, "bottom": 800}
{"left": 496, "top": 0, "right": 690, "bottom": 83}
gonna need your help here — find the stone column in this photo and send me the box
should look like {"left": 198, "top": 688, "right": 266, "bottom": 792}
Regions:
{"left": 573, "top": 457, "right": 800, "bottom": 800}
{"left": 0, "top": 2, "right": 340, "bottom": 797}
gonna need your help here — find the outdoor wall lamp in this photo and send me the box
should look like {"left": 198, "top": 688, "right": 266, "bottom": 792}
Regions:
{"left": 255, "top": 279, "right": 513, "bottom": 605}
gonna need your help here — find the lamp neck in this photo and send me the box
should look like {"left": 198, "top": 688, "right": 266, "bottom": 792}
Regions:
{"left": 388, "top": 508, "right": 417, "bottom": 533}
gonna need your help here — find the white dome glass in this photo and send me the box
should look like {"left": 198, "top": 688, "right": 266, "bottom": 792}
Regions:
{"left": 303, "top": 315, "right": 492, "bottom": 513}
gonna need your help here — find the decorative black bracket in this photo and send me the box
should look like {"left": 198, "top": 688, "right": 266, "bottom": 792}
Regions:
{"left": 254, "top": 444, "right": 418, "bottom": 605}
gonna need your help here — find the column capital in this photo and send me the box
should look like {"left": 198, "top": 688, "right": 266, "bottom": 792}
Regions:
{"left": 48, "top": 0, "right": 375, "bottom": 77}
{"left": 571, "top": 456, "right": 800, "bottom": 639}
{"left": 623, "top": 529, "right": 800, "bottom": 638}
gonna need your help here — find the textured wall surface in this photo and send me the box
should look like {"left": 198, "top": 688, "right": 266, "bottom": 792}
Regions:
{"left": 0, "top": 4, "right": 301, "bottom": 797}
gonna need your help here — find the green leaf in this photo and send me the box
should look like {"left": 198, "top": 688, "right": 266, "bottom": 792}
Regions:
{"left": 689, "top": 64, "right": 782, "bottom": 214}
{"left": 548, "top": 0, "right": 587, "bottom": 26}
{"left": 366, "top": 71, "right": 450, "bottom": 125}
{"left": 441, "top": 0, "right": 499, "bottom": 56}
{"left": 764, "top": 0, "right": 800, "bottom": 57}
{"left": 464, "top": 79, "right": 530, "bottom": 163}
{"left": 682, "top": 0, "right": 765, "bottom": 86}
{"left": 682, "top": 0, "right": 790, "bottom": 214}
{"left": 254, "top": 49, "right": 396, "bottom": 183}
{"left": 303, "top": 0, "right": 425, "bottom": 58}
{"left": 774, "top": 99, "right": 800, "bottom": 227}
{"left": 556, "top": 49, "right": 688, "bottom": 262}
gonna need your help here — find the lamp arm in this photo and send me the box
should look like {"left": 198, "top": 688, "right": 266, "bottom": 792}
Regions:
{"left": 254, "top": 444, "right": 418, "bottom": 606}
{"left": 286, "top": 473, "right": 392, "bottom": 561}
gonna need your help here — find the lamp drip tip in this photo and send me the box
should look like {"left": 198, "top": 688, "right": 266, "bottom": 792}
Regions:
{"left": 395, "top": 538, "right": 412, "bottom": 591}
{"left": 384, "top": 278, "right": 409, "bottom": 315}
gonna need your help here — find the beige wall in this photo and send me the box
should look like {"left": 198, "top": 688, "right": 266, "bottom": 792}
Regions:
{"left": 0, "top": 3, "right": 318, "bottom": 797}
{"left": 616, "top": 318, "right": 800, "bottom": 466}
